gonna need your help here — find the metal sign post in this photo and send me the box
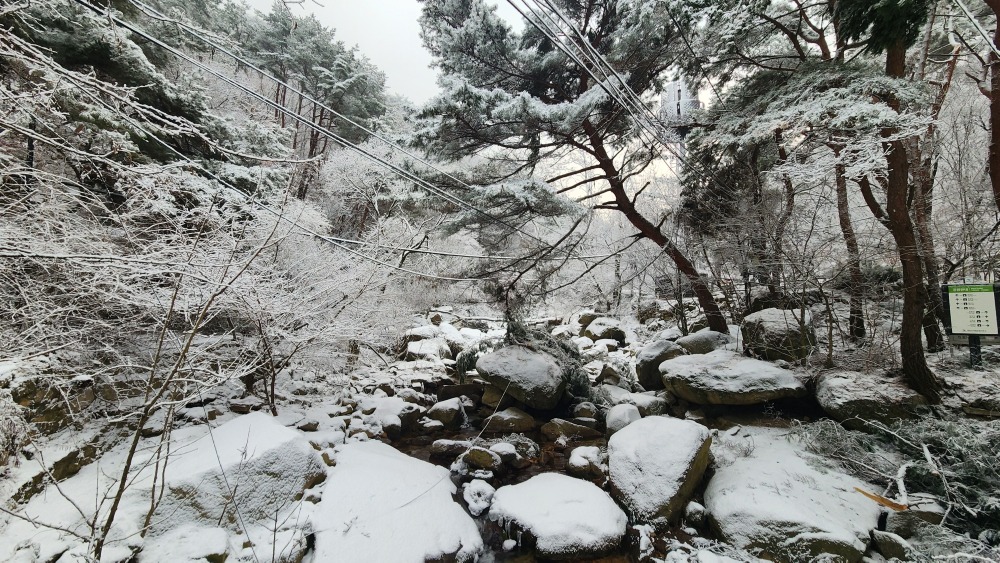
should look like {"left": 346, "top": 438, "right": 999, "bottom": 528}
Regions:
{"left": 941, "top": 284, "right": 1000, "bottom": 366}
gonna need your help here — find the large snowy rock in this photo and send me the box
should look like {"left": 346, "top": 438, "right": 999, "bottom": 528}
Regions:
{"left": 675, "top": 330, "right": 733, "bottom": 355}
{"left": 659, "top": 349, "right": 807, "bottom": 405}
{"left": 605, "top": 403, "right": 641, "bottom": 436}
{"left": 405, "top": 337, "right": 453, "bottom": 361}
{"left": 705, "top": 428, "right": 881, "bottom": 562}
{"left": 600, "top": 384, "right": 671, "bottom": 416}
{"left": 403, "top": 324, "right": 442, "bottom": 344}
{"left": 140, "top": 525, "right": 231, "bottom": 563}
{"left": 637, "top": 299, "right": 677, "bottom": 324}
{"left": 581, "top": 317, "right": 627, "bottom": 346}
{"left": 816, "top": 371, "right": 927, "bottom": 430}
{"left": 635, "top": 339, "right": 686, "bottom": 390}
{"left": 482, "top": 406, "right": 536, "bottom": 433}
{"left": 608, "top": 416, "right": 711, "bottom": 527}
{"left": 314, "top": 441, "right": 483, "bottom": 562}
{"left": 476, "top": 346, "right": 566, "bottom": 410}
{"left": 741, "top": 308, "right": 816, "bottom": 362}
{"left": 489, "top": 473, "right": 627, "bottom": 559}
{"left": 151, "top": 412, "right": 326, "bottom": 534}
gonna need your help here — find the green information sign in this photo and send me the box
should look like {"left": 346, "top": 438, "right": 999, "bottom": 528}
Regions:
{"left": 946, "top": 284, "right": 998, "bottom": 335}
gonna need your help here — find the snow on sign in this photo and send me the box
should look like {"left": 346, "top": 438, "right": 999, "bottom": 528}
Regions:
{"left": 945, "top": 285, "right": 1000, "bottom": 335}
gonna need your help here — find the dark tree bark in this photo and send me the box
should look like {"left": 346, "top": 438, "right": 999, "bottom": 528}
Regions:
{"left": 583, "top": 121, "right": 728, "bottom": 333}
{"left": 833, "top": 151, "right": 866, "bottom": 339}
{"left": 987, "top": 0, "right": 1000, "bottom": 211}
{"left": 878, "top": 43, "right": 942, "bottom": 403}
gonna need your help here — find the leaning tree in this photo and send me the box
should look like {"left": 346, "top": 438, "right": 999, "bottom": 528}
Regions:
{"left": 413, "top": 0, "right": 728, "bottom": 332}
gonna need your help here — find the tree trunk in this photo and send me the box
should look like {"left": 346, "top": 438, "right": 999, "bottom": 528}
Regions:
{"left": 880, "top": 43, "right": 942, "bottom": 403}
{"left": 583, "top": 123, "right": 728, "bottom": 333}
{"left": 772, "top": 129, "right": 797, "bottom": 292}
{"left": 833, "top": 155, "right": 865, "bottom": 339}
{"left": 988, "top": 0, "right": 1000, "bottom": 211}
{"left": 613, "top": 190, "right": 727, "bottom": 333}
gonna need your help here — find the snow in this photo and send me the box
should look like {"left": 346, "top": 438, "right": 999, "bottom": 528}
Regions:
{"left": 815, "top": 370, "right": 927, "bottom": 427}
{"left": 659, "top": 349, "right": 807, "bottom": 405}
{"left": 151, "top": 412, "right": 327, "bottom": 534}
{"left": 140, "top": 525, "right": 230, "bottom": 562}
{"left": 608, "top": 416, "right": 711, "bottom": 525}
{"left": 313, "top": 441, "right": 483, "bottom": 562}
{"left": 704, "top": 427, "right": 882, "bottom": 560}
{"left": 568, "top": 446, "right": 604, "bottom": 474}
{"left": 606, "top": 403, "right": 641, "bottom": 435}
{"left": 405, "top": 324, "right": 441, "bottom": 341}
{"left": 743, "top": 308, "right": 812, "bottom": 327}
{"left": 463, "top": 479, "right": 496, "bottom": 516}
{"left": 475, "top": 346, "right": 566, "bottom": 410}
{"left": 601, "top": 384, "right": 670, "bottom": 416}
{"left": 406, "top": 337, "right": 452, "bottom": 360}
{"left": 489, "top": 472, "right": 627, "bottom": 558}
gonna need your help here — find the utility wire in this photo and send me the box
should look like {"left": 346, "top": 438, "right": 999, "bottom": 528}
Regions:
{"left": 73, "top": 0, "right": 550, "bottom": 250}
{"left": 14, "top": 18, "right": 481, "bottom": 283}
{"left": 121, "top": 0, "right": 580, "bottom": 250}
{"left": 507, "top": 0, "right": 737, "bottom": 196}
{"left": 68, "top": 0, "right": 630, "bottom": 280}
{"left": 79, "top": 0, "right": 642, "bottom": 273}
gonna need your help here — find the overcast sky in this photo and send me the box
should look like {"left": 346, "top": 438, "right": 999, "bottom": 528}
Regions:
{"left": 244, "top": 0, "right": 522, "bottom": 105}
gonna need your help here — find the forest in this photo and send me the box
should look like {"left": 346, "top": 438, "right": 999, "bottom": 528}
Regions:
{"left": 1, "top": 0, "right": 999, "bottom": 561}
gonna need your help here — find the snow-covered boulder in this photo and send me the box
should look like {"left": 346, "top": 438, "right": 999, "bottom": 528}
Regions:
{"left": 405, "top": 337, "right": 453, "bottom": 361}
{"left": 540, "top": 418, "right": 603, "bottom": 441}
{"left": 140, "top": 525, "right": 231, "bottom": 563}
{"left": 489, "top": 473, "right": 627, "bottom": 559}
{"left": 659, "top": 349, "right": 807, "bottom": 405}
{"left": 482, "top": 407, "right": 536, "bottom": 433}
{"left": 358, "top": 395, "right": 425, "bottom": 435}
{"left": 658, "top": 326, "right": 684, "bottom": 341}
{"left": 704, "top": 428, "right": 881, "bottom": 562}
{"left": 427, "top": 397, "right": 465, "bottom": 427}
{"left": 315, "top": 441, "right": 483, "bottom": 562}
{"left": 675, "top": 330, "right": 733, "bottom": 355}
{"left": 635, "top": 339, "right": 686, "bottom": 390}
{"left": 463, "top": 479, "right": 496, "bottom": 517}
{"left": 599, "top": 384, "right": 671, "bottom": 416}
{"left": 816, "top": 371, "right": 927, "bottom": 430}
{"left": 151, "top": 412, "right": 326, "bottom": 534}
{"left": 476, "top": 346, "right": 566, "bottom": 410}
{"left": 608, "top": 416, "right": 711, "bottom": 527}
{"left": 581, "top": 317, "right": 627, "bottom": 346}
{"left": 605, "top": 403, "right": 641, "bottom": 436}
{"left": 637, "top": 299, "right": 676, "bottom": 324}
{"left": 568, "top": 446, "right": 605, "bottom": 479}
{"left": 403, "top": 324, "right": 441, "bottom": 344}
{"left": 741, "top": 308, "right": 815, "bottom": 362}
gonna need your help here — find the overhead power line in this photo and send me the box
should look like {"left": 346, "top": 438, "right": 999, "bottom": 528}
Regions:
{"left": 122, "top": 0, "right": 576, "bottom": 250}
{"left": 506, "top": 0, "right": 739, "bottom": 196}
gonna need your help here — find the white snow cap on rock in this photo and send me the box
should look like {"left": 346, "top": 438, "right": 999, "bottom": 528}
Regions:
{"left": 608, "top": 416, "right": 711, "bottom": 526}
{"left": 489, "top": 472, "right": 627, "bottom": 559}
{"left": 659, "top": 349, "right": 807, "bottom": 405}
{"left": 705, "top": 427, "right": 881, "bottom": 561}
{"left": 606, "top": 403, "right": 641, "bottom": 435}
{"left": 314, "top": 440, "right": 483, "bottom": 562}
{"left": 152, "top": 411, "right": 327, "bottom": 534}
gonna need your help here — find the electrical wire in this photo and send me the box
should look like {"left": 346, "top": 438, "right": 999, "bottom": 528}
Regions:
{"left": 507, "top": 0, "right": 738, "bottom": 196}
{"left": 74, "top": 0, "right": 648, "bottom": 274}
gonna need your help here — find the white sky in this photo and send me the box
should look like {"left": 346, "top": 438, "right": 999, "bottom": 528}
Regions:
{"left": 244, "top": 0, "right": 523, "bottom": 105}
